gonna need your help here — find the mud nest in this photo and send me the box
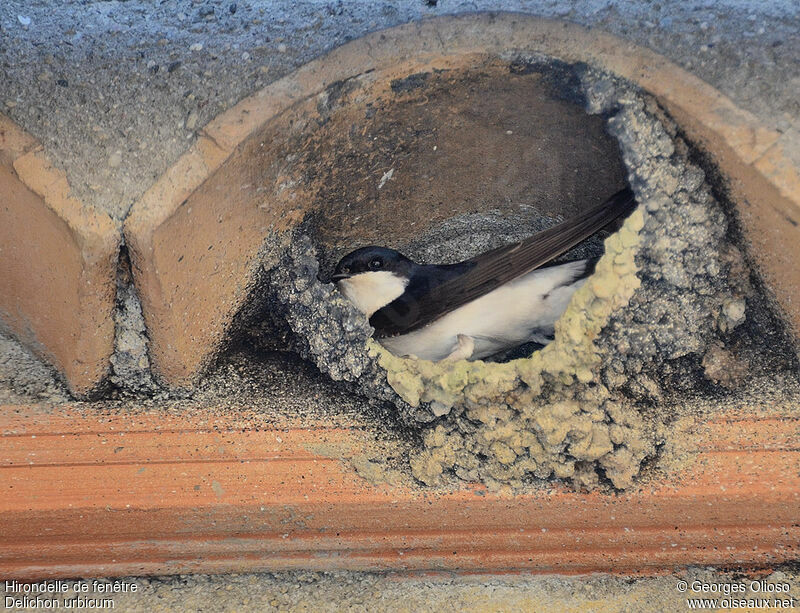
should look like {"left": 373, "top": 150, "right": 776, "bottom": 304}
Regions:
{"left": 240, "top": 58, "right": 789, "bottom": 491}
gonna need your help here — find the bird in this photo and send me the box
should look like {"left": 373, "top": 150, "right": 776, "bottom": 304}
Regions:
{"left": 331, "top": 187, "right": 636, "bottom": 362}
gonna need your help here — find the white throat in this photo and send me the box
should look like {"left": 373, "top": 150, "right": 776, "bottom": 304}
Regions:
{"left": 337, "top": 271, "right": 408, "bottom": 318}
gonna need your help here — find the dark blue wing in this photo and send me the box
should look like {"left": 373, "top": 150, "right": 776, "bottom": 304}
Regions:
{"left": 369, "top": 187, "right": 635, "bottom": 337}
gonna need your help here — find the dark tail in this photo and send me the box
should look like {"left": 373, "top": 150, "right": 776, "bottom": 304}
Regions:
{"left": 468, "top": 186, "right": 637, "bottom": 270}
{"left": 598, "top": 186, "right": 637, "bottom": 234}
{"left": 371, "top": 187, "right": 637, "bottom": 337}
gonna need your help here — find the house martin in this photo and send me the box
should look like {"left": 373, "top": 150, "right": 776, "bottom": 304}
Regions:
{"left": 331, "top": 187, "right": 636, "bottom": 361}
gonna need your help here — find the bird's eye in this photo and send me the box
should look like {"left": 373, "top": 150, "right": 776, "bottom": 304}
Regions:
{"left": 369, "top": 258, "right": 383, "bottom": 270}
{"left": 342, "top": 266, "right": 351, "bottom": 274}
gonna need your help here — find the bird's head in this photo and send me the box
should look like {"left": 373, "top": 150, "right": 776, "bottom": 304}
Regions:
{"left": 332, "top": 246, "right": 415, "bottom": 317}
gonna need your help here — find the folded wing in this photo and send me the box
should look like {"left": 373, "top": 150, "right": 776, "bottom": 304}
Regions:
{"left": 370, "top": 187, "right": 636, "bottom": 337}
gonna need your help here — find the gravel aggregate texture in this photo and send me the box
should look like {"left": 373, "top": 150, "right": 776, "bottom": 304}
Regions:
{"left": 0, "top": 1, "right": 797, "bottom": 222}
{"left": 2, "top": 568, "right": 798, "bottom": 613}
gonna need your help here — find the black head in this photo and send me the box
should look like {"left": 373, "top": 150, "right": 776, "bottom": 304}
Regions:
{"left": 332, "top": 246, "right": 415, "bottom": 281}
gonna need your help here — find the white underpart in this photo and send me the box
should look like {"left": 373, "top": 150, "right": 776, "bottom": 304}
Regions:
{"left": 337, "top": 271, "right": 408, "bottom": 318}
{"left": 381, "top": 260, "right": 590, "bottom": 362}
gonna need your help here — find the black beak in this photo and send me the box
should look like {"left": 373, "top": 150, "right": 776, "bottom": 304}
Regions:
{"left": 330, "top": 273, "right": 350, "bottom": 281}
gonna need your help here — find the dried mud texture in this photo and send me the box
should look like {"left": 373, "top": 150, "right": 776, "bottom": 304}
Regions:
{"left": 374, "top": 204, "right": 647, "bottom": 490}
{"left": 263, "top": 237, "right": 380, "bottom": 386}
{"left": 245, "top": 59, "right": 794, "bottom": 491}
{"left": 109, "top": 250, "right": 160, "bottom": 396}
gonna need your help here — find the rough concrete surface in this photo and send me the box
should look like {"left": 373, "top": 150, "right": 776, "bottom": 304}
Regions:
{"left": 0, "top": 0, "right": 798, "bottom": 223}
{"left": 2, "top": 569, "right": 799, "bottom": 612}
